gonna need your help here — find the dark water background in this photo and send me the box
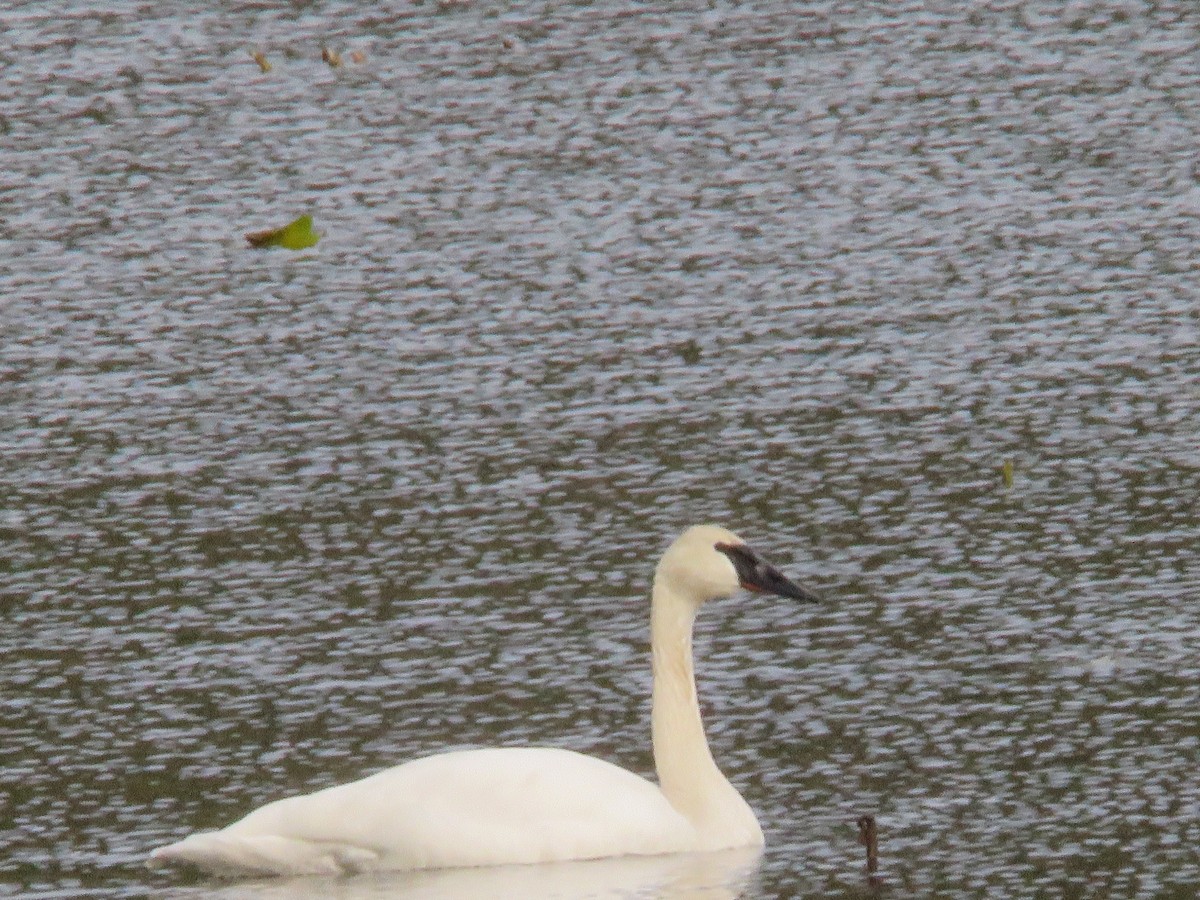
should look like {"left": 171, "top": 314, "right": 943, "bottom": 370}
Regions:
{"left": 2, "top": 1, "right": 1198, "bottom": 897}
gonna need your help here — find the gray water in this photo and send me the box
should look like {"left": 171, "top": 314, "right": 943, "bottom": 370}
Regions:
{"left": 2, "top": 1, "right": 1199, "bottom": 897}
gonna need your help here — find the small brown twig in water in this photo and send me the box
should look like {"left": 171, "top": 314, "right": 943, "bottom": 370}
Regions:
{"left": 857, "top": 813, "right": 879, "bottom": 879}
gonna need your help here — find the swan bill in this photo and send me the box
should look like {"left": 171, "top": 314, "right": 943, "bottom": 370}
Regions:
{"left": 714, "top": 542, "right": 819, "bottom": 602}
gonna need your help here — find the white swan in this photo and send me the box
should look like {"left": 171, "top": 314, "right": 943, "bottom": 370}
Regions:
{"left": 148, "top": 525, "right": 819, "bottom": 877}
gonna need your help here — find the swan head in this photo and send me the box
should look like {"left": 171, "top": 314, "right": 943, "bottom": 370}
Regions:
{"left": 656, "top": 524, "right": 820, "bottom": 607}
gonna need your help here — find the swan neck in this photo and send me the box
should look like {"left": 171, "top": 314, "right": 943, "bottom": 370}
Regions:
{"left": 650, "top": 577, "right": 742, "bottom": 832}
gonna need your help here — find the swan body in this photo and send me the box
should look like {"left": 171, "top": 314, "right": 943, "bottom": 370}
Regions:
{"left": 150, "top": 748, "right": 696, "bottom": 875}
{"left": 149, "top": 525, "right": 818, "bottom": 877}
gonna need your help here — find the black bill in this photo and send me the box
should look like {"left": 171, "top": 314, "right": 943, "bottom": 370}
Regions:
{"left": 715, "top": 541, "right": 820, "bottom": 602}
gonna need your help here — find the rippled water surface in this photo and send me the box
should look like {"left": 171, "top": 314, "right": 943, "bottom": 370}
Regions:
{"left": 3, "top": 1, "right": 1199, "bottom": 897}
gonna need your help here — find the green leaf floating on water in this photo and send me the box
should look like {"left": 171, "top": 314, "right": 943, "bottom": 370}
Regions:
{"left": 245, "top": 214, "right": 320, "bottom": 249}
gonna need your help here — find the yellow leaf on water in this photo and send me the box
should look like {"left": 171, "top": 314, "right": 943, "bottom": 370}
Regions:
{"left": 251, "top": 50, "right": 271, "bottom": 73}
{"left": 245, "top": 214, "right": 320, "bottom": 250}
{"left": 1001, "top": 459, "right": 1014, "bottom": 488}
{"left": 322, "top": 46, "right": 342, "bottom": 68}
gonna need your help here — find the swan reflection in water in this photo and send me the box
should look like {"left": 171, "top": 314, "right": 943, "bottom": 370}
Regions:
{"left": 166, "top": 846, "right": 763, "bottom": 900}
